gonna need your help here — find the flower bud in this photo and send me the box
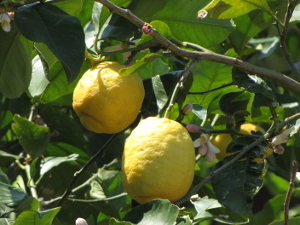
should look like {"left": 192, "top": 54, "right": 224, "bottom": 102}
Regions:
{"left": 186, "top": 123, "right": 202, "bottom": 133}
{"left": 76, "top": 218, "right": 88, "bottom": 225}
{"left": 273, "top": 145, "right": 284, "bottom": 154}
{"left": 141, "top": 23, "right": 153, "bottom": 34}
{"left": 182, "top": 103, "right": 193, "bottom": 115}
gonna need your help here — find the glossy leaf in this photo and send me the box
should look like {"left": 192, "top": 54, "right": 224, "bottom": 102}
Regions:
{"left": 119, "top": 53, "right": 164, "bottom": 76}
{"left": 14, "top": 197, "right": 40, "bottom": 213}
{"left": 123, "top": 199, "right": 179, "bottom": 224}
{"left": 202, "top": 0, "right": 273, "bottom": 19}
{"left": 88, "top": 169, "right": 129, "bottom": 219}
{"left": 40, "top": 154, "right": 79, "bottom": 177}
{"left": 192, "top": 198, "right": 222, "bottom": 219}
{"left": 15, "top": 3, "right": 85, "bottom": 83}
{"left": 0, "top": 181, "right": 27, "bottom": 208}
{"left": 129, "top": 0, "right": 234, "bottom": 48}
{"left": 14, "top": 207, "right": 60, "bottom": 225}
{"left": 0, "top": 22, "right": 32, "bottom": 99}
{"left": 212, "top": 137, "right": 267, "bottom": 213}
{"left": 232, "top": 68, "right": 276, "bottom": 101}
{"left": 11, "top": 114, "right": 50, "bottom": 160}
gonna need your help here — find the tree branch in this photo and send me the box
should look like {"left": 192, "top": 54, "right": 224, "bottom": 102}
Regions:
{"left": 94, "top": 0, "right": 300, "bottom": 95}
{"left": 277, "top": 0, "right": 300, "bottom": 81}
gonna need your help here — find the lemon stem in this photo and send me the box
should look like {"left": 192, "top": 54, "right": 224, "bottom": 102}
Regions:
{"left": 163, "top": 58, "right": 200, "bottom": 118}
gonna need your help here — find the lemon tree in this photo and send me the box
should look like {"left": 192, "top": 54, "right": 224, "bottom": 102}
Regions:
{"left": 1, "top": 0, "right": 300, "bottom": 225}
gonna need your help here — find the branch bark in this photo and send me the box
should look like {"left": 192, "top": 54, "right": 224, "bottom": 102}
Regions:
{"left": 94, "top": 0, "right": 300, "bottom": 95}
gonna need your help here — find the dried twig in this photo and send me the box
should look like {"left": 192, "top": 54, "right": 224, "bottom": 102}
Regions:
{"left": 284, "top": 161, "right": 298, "bottom": 225}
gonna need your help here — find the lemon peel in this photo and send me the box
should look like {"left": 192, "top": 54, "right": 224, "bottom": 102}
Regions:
{"left": 72, "top": 61, "right": 145, "bottom": 134}
{"left": 122, "top": 117, "right": 195, "bottom": 204}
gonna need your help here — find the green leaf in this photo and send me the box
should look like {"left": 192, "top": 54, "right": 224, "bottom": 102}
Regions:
{"left": 12, "top": 114, "right": 50, "bottom": 160}
{"left": 123, "top": 199, "right": 179, "bottom": 224}
{"left": 109, "top": 218, "right": 133, "bottom": 225}
{"left": 141, "top": 71, "right": 183, "bottom": 117}
{"left": 0, "top": 21, "right": 32, "bottom": 99}
{"left": 14, "top": 207, "right": 60, "bottom": 225}
{"left": 15, "top": 3, "right": 85, "bottom": 83}
{"left": 0, "top": 181, "right": 27, "bottom": 207}
{"left": 270, "top": 217, "right": 300, "bottom": 225}
{"left": 53, "top": 0, "right": 82, "bottom": 16}
{"left": 192, "top": 198, "right": 222, "bottom": 219}
{"left": 152, "top": 75, "right": 169, "bottom": 113}
{"left": 119, "top": 53, "right": 164, "bottom": 76}
{"left": 92, "top": 0, "right": 132, "bottom": 38}
{"left": 251, "top": 194, "right": 286, "bottom": 225}
{"left": 192, "top": 104, "right": 208, "bottom": 123}
{"left": 248, "top": 36, "right": 280, "bottom": 60}
{"left": 28, "top": 55, "right": 50, "bottom": 97}
{"left": 0, "top": 219, "right": 15, "bottom": 225}
{"left": 101, "top": 13, "right": 138, "bottom": 41}
{"left": 14, "top": 197, "right": 40, "bottom": 213}
{"left": 232, "top": 68, "right": 276, "bottom": 101}
{"left": 290, "top": 3, "right": 300, "bottom": 23}
{"left": 211, "top": 137, "right": 267, "bottom": 213}
{"left": 130, "top": 0, "right": 234, "bottom": 47}
{"left": 177, "top": 215, "right": 193, "bottom": 225}
{"left": 201, "top": 0, "right": 273, "bottom": 19}
{"left": 40, "top": 154, "right": 79, "bottom": 177}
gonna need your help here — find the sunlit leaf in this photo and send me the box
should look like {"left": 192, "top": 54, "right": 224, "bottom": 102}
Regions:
{"left": 202, "top": 0, "right": 273, "bottom": 19}
{"left": 12, "top": 114, "right": 50, "bottom": 160}
{"left": 14, "top": 207, "right": 60, "bottom": 225}
{"left": 123, "top": 199, "right": 179, "bottom": 224}
{"left": 192, "top": 198, "right": 222, "bottom": 219}
{"left": 129, "top": 0, "right": 234, "bottom": 47}
{"left": 40, "top": 154, "right": 79, "bottom": 177}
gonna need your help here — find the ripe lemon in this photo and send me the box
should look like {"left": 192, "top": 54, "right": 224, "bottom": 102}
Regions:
{"left": 212, "top": 123, "right": 272, "bottom": 162}
{"left": 72, "top": 61, "right": 145, "bottom": 134}
{"left": 122, "top": 117, "right": 195, "bottom": 204}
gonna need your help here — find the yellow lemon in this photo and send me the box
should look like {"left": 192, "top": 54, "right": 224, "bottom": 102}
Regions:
{"left": 212, "top": 123, "right": 272, "bottom": 162}
{"left": 122, "top": 117, "right": 195, "bottom": 204}
{"left": 72, "top": 61, "right": 145, "bottom": 134}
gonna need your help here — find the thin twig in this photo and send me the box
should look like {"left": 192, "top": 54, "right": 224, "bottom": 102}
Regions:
{"left": 176, "top": 112, "right": 300, "bottom": 205}
{"left": 278, "top": 0, "right": 300, "bottom": 81}
{"left": 56, "top": 133, "right": 120, "bottom": 207}
{"left": 188, "top": 83, "right": 234, "bottom": 95}
{"left": 284, "top": 161, "right": 298, "bottom": 225}
{"left": 94, "top": 0, "right": 300, "bottom": 95}
{"left": 164, "top": 58, "right": 200, "bottom": 118}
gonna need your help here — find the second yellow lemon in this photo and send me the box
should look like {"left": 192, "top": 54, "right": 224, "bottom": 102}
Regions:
{"left": 72, "top": 61, "right": 145, "bottom": 134}
{"left": 122, "top": 117, "right": 195, "bottom": 204}
{"left": 212, "top": 123, "right": 272, "bottom": 161}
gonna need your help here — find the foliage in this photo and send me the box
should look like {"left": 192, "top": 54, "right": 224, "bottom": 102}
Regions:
{"left": 1, "top": 0, "right": 300, "bottom": 224}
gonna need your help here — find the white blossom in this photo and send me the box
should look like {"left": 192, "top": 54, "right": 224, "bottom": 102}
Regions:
{"left": 194, "top": 134, "right": 220, "bottom": 162}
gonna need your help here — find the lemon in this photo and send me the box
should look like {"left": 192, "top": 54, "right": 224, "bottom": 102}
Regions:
{"left": 212, "top": 123, "right": 272, "bottom": 162}
{"left": 122, "top": 117, "right": 195, "bottom": 204}
{"left": 72, "top": 61, "right": 145, "bottom": 134}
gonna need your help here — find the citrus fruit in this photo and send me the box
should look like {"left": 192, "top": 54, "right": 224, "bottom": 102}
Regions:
{"left": 212, "top": 123, "right": 272, "bottom": 162}
{"left": 72, "top": 61, "right": 145, "bottom": 134}
{"left": 122, "top": 117, "right": 195, "bottom": 204}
